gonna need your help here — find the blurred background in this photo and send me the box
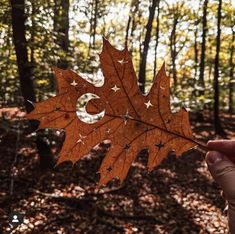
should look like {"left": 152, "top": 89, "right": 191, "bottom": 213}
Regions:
{"left": 0, "top": 0, "right": 234, "bottom": 233}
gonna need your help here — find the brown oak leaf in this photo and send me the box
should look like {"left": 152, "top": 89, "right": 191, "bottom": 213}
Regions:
{"left": 26, "top": 39, "right": 196, "bottom": 186}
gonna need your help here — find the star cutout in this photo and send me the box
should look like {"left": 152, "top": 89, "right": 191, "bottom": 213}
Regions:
{"left": 76, "top": 134, "right": 87, "bottom": 145}
{"left": 124, "top": 118, "right": 128, "bottom": 125}
{"left": 118, "top": 58, "right": 128, "bottom": 65}
{"left": 111, "top": 85, "right": 120, "bottom": 92}
{"left": 124, "top": 144, "right": 130, "bottom": 150}
{"left": 144, "top": 100, "right": 153, "bottom": 109}
{"left": 125, "top": 109, "right": 129, "bottom": 117}
{"left": 125, "top": 109, "right": 134, "bottom": 119}
{"left": 105, "top": 128, "right": 111, "bottom": 134}
{"left": 79, "top": 134, "right": 87, "bottom": 139}
{"left": 122, "top": 109, "right": 134, "bottom": 125}
{"left": 70, "top": 80, "right": 78, "bottom": 87}
{"left": 155, "top": 141, "right": 165, "bottom": 149}
{"left": 76, "top": 139, "right": 84, "bottom": 144}
{"left": 107, "top": 166, "right": 112, "bottom": 172}
{"left": 165, "top": 118, "right": 171, "bottom": 124}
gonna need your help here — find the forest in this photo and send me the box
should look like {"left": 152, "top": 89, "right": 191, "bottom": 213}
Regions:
{"left": 0, "top": 0, "right": 234, "bottom": 233}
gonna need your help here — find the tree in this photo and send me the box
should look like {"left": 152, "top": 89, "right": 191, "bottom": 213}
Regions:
{"left": 168, "top": 2, "right": 187, "bottom": 89}
{"left": 193, "top": 14, "right": 200, "bottom": 81}
{"left": 153, "top": 0, "right": 161, "bottom": 76}
{"left": 138, "top": 0, "right": 159, "bottom": 93}
{"left": 169, "top": 6, "right": 179, "bottom": 88}
{"left": 125, "top": 0, "right": 141, "bottom": 48}
{"left": 88, "top": 0, "right": 99, "bottom": 52}
{"left": 53, "top": 0, "right": 70, "bottom": 69}
{"left": 198, "top": 0, "right": 208, "bottom": 94}
{"left": 125, "top": 0, "right": 133, "bottom": 45}
{"left": 1, "top": 0, "right": 233, "bottom": 119}
{"left": 213, "top": 0, "right": 224, "bottom": 135}
{"left": 10, "top": 0, "right": 36, "bottom": 112}
{"left": 229, "top": 27, "right": 235, "bottom": 113}
{"left": 10, "top": 0, "right": 55, "bottom": 169}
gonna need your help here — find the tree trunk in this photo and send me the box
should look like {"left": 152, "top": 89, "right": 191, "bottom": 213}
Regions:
{"left": 138, "top": 0, "right": 158, "bottom": 93}
{"left": 213, "top": 0, "right": 224, "bottom": 135}
{"left": 193, "top": 17, "right": 203, "bottom": 122}
{"left": 129, "top": 0, "right": 140, "bottom": 53}
{"left": 88, "top": 0, "right": 94, "bottom": 55}
{"left": 153, "top": 0, "right": 160, "bottom": 77}
{"left": 199, "top": 0, "right": 208, "bottom": 94}
{"left": 54, "top": 0, "right": 69, "bottom": 69}
{"left": 125, "top": 10, "right": 132, "bottom": 45}
{"left": 88, "top": 0, "right": 98, "bottom": 55}
{"left": 194, "top": 19, "right": 199, "bottom": 81}
{"left": 170, "top": 16, "right": 178, "bottom": 88}
{"left": 10, "top": 0, "right": 36, "bottom": 113}
{"left": 229, "top": 28, "right": 235, "bottom": 113}
{"left": 92, "top": 0, "right": 98, "bottom": 47}
{"left": 10, "top": 0, "right": 55, "bottom": 169}
{"left": 30, "top": 1, "right": 35, "bottom": 66}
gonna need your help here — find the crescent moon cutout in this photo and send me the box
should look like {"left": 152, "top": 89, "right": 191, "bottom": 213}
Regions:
{"left": 76, "top": 93, "right": 105, "bottom": 124}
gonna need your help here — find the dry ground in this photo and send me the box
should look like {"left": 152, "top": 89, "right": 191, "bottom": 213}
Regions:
{"left": 0, "top": 108, "right": 235, "bottom": 233}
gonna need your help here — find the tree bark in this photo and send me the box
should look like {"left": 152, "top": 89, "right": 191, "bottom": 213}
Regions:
{"left": 213, "top": 0, "right": 224, "bottom": 135}
{"left": 192, "top": 14, "right": 204, "bottom": 122}
{"left": 229, "top": 28, "right": 235, "bottom": 113}
{"left": 153, "top": 0, "right": 160, "bottom": 77}
{"left": 194, "top": 18, "right": 199, "bottom": 81}
{"left": 10, "top": 0, "right": 55, "bottom": 169}
{"left": 54, "top": 0, "right": 69, "bottom": 69}
{"left": 199, "top": 0, "right": 208, "bottom": 94}
{"left": 125, "top": 10, "right": 132, "bottom": 45}
{"left": 138, "top": 0, "right": 159, "bottom": 93}
{"left": 88, "top": 0, "right": 99, "bottom": 54}
{"left": 129, "top": 0, "right": 140, "bottom": 53}
{"left": 93, "top": 0, "right": 98, "bottom": 47}
{"left": 10, "top": 0, "right": 36, "bottom": 113}
{"left": 169, "top": 15, "right": 178, "bottom": 88}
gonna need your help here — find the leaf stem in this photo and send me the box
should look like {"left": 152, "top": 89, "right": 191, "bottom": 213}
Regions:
{"left": 191, "top": 139, "right": 208, "bottom": 152}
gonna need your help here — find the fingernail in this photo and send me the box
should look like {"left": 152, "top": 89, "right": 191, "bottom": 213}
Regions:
{"left": 206, "top": 151, "right": 223, "bottom": 164}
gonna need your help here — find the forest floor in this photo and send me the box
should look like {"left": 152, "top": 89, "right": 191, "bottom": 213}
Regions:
{"left": 0, "top": 107, "right": 235, "bottom": 234}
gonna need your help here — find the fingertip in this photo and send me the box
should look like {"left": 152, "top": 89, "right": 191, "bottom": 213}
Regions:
{"left": 207, "top": 140, "right": 213, "bottom": 147}
{"left": 206, "top": 151, "right": 224, "bottom": 165}
{"left": 207, "top": 140, "right": 235, "bottom": 156}
{"left": 207, "top": 140, "right": 224, "bottom": 150}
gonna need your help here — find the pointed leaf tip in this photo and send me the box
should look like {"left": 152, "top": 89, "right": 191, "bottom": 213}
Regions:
{"left": 159, "top": 62, "right": 167, "bottom": 75}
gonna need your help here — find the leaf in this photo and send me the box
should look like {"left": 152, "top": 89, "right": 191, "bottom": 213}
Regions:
{"left": 26, "top": 38, "right": 196, "bottom": 186}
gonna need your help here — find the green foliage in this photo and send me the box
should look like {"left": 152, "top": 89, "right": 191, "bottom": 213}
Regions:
{"left": 0, "top": 0, "right": 234, "bottom": 112}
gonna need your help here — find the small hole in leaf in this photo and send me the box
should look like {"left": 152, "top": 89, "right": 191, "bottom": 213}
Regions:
{"left": 155, "top": 141, "right": 165, "bottom": 149}
{"left": 124, "top": 144, "right": 130, "bottom": 150}
{"left": 107, "top": 166, "right": 112, "bottom": 172}
{"left": 166, "top": 119, "right": 171, "bottom": 124}
{"left": 76, "top": 93, "right": 105, "bottom": 124}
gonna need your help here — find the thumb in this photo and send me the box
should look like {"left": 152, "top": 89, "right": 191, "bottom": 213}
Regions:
{"left": 206, "top": 151, "right": 235, "bottom": 200}
{"left": 206, "top": 151, "right": 235, "bottom": 232}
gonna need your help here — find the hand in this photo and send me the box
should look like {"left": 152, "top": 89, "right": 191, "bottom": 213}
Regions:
{"left": 206, "top": 140, "right": 235, "bottom": 233}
